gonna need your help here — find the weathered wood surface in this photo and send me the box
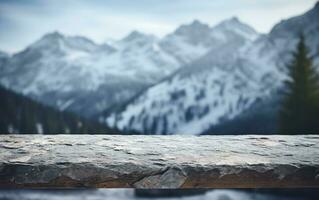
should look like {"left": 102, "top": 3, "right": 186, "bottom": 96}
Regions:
{"left": 0, "top": 135, "right": 319, "bottom": 188}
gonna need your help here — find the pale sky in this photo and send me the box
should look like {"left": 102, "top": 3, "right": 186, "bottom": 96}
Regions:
{"left": 0, "top": 0, "right": 318, "bottom": 53}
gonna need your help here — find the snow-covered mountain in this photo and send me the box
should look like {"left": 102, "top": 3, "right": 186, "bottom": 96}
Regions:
{"left": 0, "top": 17, "right": 258, "bottom": 118}
{"left": 0, "top": 31, "right": 174, "bottom": 117}
{"left": 160, "top": 18, "right": 257, "bottom": 65}
{"left": 106, "top": 2, "right": 319, "bottom": 135}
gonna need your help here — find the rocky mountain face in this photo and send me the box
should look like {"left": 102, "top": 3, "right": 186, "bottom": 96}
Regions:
{"left": 0, "top": 32, "right": 168, "bottom": 118}
{"left": 0, "top": 18, "right": 257, "bottom": 119}
{"left": 205, "top": 2, "right": 319, "bottom": 134}
{"left": 106, "top": 3, "right": 319, "bottom": 135}
{"left": 159, "top": 18, "right": 257, "bottom": 65}
{"left": 1, "top": 3, "right": 318, "bottom": 135}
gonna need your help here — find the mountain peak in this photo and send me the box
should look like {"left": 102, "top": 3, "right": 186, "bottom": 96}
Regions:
{"left": 174, "top": 20, "right": 210, "bottom": 36}
{"left": 311, "top": 1, "right": 319, "bottom": 14}
{"left": 270, "top": 1, "right": 319, "bottom": 38}
{"left": 212, "top": 17, "right": 258, "bottom": 39}
{"left": 190, "top": 19, "right": 207, "bottom": 27}
{"left": 215, "top": 17, "right": 245, "bottom": 29}
{"left": 178, "top": 19, "right": 209, "bottom": 29}
{"left": 28, "top": 31, "right": 65, "bottom": 50}
{"left": 122, "top": 31, "right": 154, "bottom": 42}
{"left": 227, "top": 16, "right": 240, "bottom": 23}
{"left": 305, "top": 1, "right": 319, "bottom": 17}
{"left": 42, "top": 31, "right": 64, "bottom": 40}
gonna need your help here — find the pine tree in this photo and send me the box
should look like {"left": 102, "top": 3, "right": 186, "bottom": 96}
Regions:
{"left": 280, "top": 35, "right": 319, "bottom": 134}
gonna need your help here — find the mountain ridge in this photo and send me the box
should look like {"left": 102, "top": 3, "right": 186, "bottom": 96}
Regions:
{"left": 0, "top": 17, "right": 258, "bottom": 120}
{"left": 105, "top": 3, "right": 319, "bottom": 135}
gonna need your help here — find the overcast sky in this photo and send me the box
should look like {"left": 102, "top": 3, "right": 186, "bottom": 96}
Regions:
{"left": 0, "top": 0, "right": 317, "bottom": 53}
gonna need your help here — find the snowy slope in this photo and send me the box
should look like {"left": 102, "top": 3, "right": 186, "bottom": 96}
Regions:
{"left": 160, "top": 18, "right": 258, "bottom": 65}
{"left": 0, "top": 29, "right": 199, "bottom": 118}
{"left": 106, "top": 3, "right": 319, "bottom": 135}
{"left": 0, "top": 17, "right": 258, "bottom": 118}
{"left": 207, "top": 1, "right": 319, "bottom": 134}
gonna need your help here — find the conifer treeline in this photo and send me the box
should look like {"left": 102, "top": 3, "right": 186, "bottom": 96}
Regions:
{"left": 1, "top": 36, "right": 318, "bottom": 135}
{"left": 0, "top": 85, "right": 118, "bottom": 134}
{"left": 280, "top": 35, "right": 319, "bottom": 133}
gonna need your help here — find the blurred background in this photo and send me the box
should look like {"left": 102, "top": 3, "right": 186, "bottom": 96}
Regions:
{"left": 1, "top": 0, "right": 319, "bottom": 199}
{"left": 1, "top": 189, "right": 319, "bottom": 200}
{"left": 0, "top": 0, "right": 319, "bottom": 135}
